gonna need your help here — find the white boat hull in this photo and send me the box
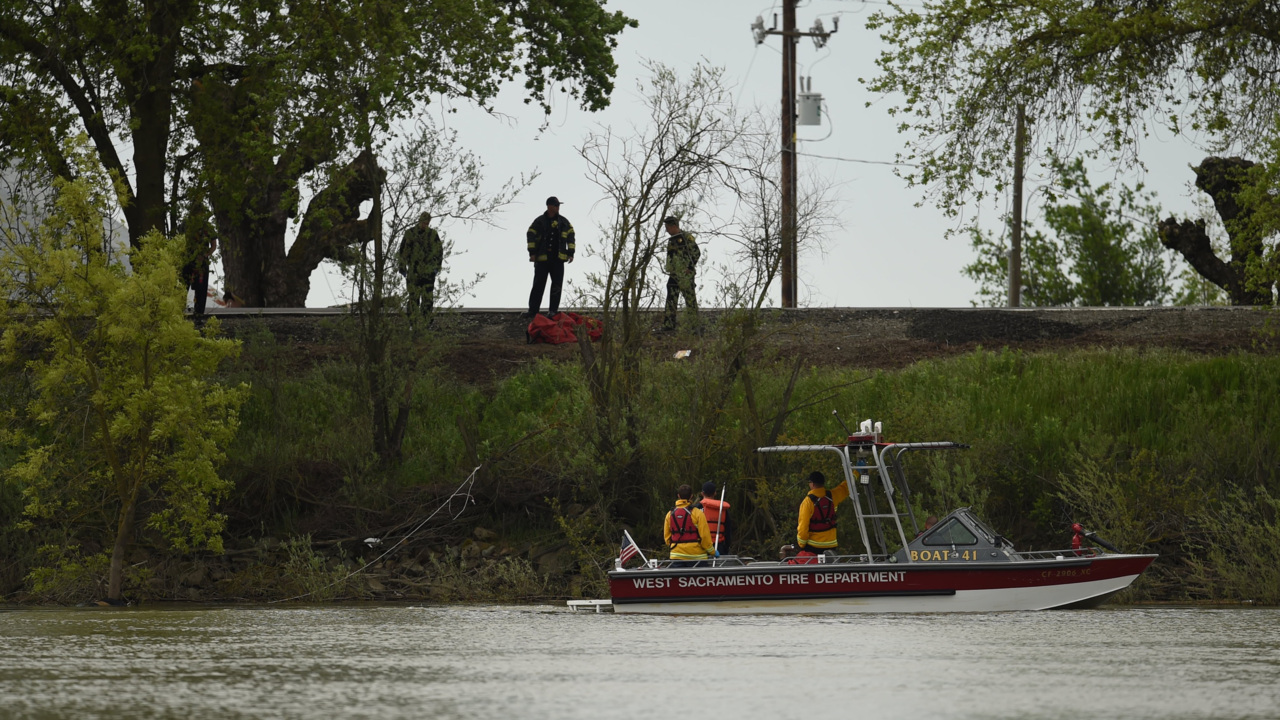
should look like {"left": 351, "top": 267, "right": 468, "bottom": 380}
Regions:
{"left": 611, "top": 572, "right": 1142, "bottom": 614}
{"left": 607, "top": 554, "right": 1156, "bottom": 614}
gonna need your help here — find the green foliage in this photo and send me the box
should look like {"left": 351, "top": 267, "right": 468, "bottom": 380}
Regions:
{"left": 25, "top": 546, "right": 149, "bottom": 604}
{"left": 0, "top": 142, "right": 246, "bottom": 599}
{"left": 281, "top": 535, "right": 362, "bottom": 602}
{"left": 864, "top": 0, "right": 1280, "bottom": 213}
{"left": 1185, "top": 485, "right": 1280, "bottom": 604}
{"left": 551, "top": 499, "right": 611, "bottom": 598}
{"left": 1231, "top": 129, "right": 1280, "bottom": 301}
{"left": 3, "top": 0, "right": 634, "bottom": 305}
{"left": 13, "top": 283, "right": 1278, "bottom": 603}
{"left": 965, "top": 158, "right": 1177, "bottom": 306}
{"left": 911, "top": 454, "right": 989, "bottom": 522}
{"left": 425, "top": 553, "right": 549, "bottom": 603}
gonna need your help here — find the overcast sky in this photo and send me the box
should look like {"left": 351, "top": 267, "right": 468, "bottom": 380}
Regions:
{"left": 300, "top": 0, "right": 1215, "bottom": 310}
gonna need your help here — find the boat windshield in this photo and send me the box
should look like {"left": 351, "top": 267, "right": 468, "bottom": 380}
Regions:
{"left": 922, "top": 518, "right": 978, "bottom": 546}
{"left": 958, "top": 509, "right": 1000, "bottom": 545}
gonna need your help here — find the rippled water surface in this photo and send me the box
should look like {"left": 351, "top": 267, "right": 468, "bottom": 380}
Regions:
{"left": 1, "top": 604, "right": 1277, "bottom": 719}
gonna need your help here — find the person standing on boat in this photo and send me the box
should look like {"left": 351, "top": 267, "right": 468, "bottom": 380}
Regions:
{"left": 665, "top": 484, "right": 715, "bottom": 567}
{"left": 695, "top": 481, "right": 731, "bottom": 554}
{"left": 795, "top": 471, "right": 851, "bottom": 562}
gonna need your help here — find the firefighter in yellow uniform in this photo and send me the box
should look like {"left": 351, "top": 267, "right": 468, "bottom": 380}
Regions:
{"left": 665, "top": 484, "right": 715, "bottom": 567}
{"left": 796, "top": 471, "right": 851, "bottom": 562}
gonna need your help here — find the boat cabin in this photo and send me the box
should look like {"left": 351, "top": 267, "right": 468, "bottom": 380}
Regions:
{"left": 894, "top": 508, "right": 1017, "bottom": 564}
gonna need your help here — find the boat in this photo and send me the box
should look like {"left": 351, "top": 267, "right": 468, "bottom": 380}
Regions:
{"left": 601, "top": 420, "right": 1156, "bottom": 614}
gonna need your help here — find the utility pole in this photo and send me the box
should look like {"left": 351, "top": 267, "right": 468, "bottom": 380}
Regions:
{"left": 752, "top": 4, "right": 836, "bottom": 309}
{"left": 781, "top": 1, "right": 797, "bottom": 308}
{"left": 1009, "top": 105, "right": 1026, "bottom": 308}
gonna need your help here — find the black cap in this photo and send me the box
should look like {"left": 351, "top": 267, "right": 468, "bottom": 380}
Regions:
{"left": 701, "top": 481, "right": 716, "bottom": 495}
{"left": 663, "top": 215, "right": 678, "bottom": 225}
{"left": 807, "top": 471, "right": 826, "bottom": 487}
{"left": 546, "top": 196, "right": 561, "bottom": 206}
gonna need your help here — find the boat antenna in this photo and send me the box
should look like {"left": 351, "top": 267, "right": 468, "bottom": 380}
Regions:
{"left": 713, "top": 482, "right": 727, "bottom": 562}
{"left": 831, "top": 409, "right": 853, "bottom": 437}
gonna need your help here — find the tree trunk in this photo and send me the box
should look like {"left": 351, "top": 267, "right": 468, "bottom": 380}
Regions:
{"left": 119, "top": 4, "right": 188, "bottom": 246}
{"left": 107, "top": 486, "right": 141, "bottom": 602}
{"left": 1159, "top": 156, "right": 1274, "bottom": 305}
{"left": 191, "top": 74, "right": 381, "bottom": 307}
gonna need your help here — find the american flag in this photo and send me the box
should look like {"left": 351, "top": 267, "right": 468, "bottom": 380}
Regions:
{"left": 619, "top": 530, "right": 642, "bottom": 564}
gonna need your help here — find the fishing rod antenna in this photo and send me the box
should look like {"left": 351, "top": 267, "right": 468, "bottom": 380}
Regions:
{"left": 832, "top": 409, "right": 853, "bottom": 437}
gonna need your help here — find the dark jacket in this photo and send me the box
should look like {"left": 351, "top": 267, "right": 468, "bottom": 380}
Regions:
{"left": 527, "top": 213, "right": 575, "bottom": 262}
{"left": 399, "top": 225, "right": 443, "bottom": 277}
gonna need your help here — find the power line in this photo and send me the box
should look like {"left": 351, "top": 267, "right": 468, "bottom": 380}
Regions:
{"left": 795, "top": 150, "right": 916, "bottom": 167}
{"left": 832, "top": 0, "right": 928, "bottom": 7}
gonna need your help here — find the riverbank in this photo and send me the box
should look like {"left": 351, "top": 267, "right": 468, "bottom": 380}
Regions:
{"left": 4, "top": 307, "right": 1278, "bottom": 605}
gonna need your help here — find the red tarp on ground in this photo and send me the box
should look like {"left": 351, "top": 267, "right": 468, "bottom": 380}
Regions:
{"left": 526, "top": 312, "right": 603, "bottom": 345}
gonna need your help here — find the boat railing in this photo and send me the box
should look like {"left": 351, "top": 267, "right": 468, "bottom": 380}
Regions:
{"left": 618, "top": 556, "right": 756, "bottom": 570}
{"left": 756, "top": 438, "right": 968, "bottom": 565}
{"left": 1012, "top": 548, "right": 1103, "bottom": 561}
{"left": 616, "top": 553, "right": 893, "bottom": 571}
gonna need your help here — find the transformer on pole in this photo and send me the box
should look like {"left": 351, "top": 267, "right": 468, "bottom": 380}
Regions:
{"left": 752, "top": 3, "right": 837, "bottom": 308}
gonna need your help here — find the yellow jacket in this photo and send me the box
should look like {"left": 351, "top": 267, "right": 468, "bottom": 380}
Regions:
{"left": 797, "top": 481, "right": 851, "bottom": 550}
{"left": 664, "top": 499, "right": 714, "bottom": 560}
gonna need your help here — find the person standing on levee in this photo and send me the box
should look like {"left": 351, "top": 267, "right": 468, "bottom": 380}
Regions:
{"left": 661, "top": 215, "right": 699, "bottom": 330}
{"left": 525, "top": 196, "right": 575, "bottom": 319}
{"left": 398, "top": 211, "right": 443, "bottom": 322}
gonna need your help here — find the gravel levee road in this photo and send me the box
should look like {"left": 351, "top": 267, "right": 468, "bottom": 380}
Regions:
{"left": 212, "top": 306, "right": 1277, "bottom": 381}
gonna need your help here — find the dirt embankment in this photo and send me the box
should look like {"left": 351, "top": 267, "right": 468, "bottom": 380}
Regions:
{"left": 214, "top": 306, "right": 1277, "bottom": 381}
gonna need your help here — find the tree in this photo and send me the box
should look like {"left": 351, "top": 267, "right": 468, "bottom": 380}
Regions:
{"left": 574, "top": 62, "right": 746, "bottom": 516}
{"left": 0, "top": 142, "right": 246, "bottom": 603}
{"left": 345, "top": 119, "right": 526, "bottom": 464}
{"left": 1, "top": 0, "right": 635, "bottom": 306}
{"left": 1158, "top": 157, "right": 1276, "bottom": 305}
{"left": 712, "top": 112, "right": 842, "bottom": 311}
{"left": 965, "top": 158, "right": 1176, "bottom": 306}
{"left": 865, "top": 0, "right": 1280, "bottom": 303}
{"left": 866, "top": 0, "right": 1280, "bottom": 209}
{"left": 573, "top": 63, "right": 843, "bottom": 524}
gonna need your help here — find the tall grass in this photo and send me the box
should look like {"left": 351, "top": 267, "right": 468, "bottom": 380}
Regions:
{"left": 10, "top": 331, "right": 1279, "bottom": 602}
{"left": 230, "top": 345, "right": 1280, "bottom": 601}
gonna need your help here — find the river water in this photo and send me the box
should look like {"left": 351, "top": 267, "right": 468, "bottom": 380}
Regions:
{"left": 1, "top": 604, "right": 1277, "bottom": 719}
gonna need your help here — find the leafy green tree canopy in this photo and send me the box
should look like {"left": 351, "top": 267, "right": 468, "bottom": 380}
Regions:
{"left": 2, "top": 1, "right": 635, "bottom": 305}
{"left": 864, "top": 0, "right": 1280, "bottom": 212}
{"left": 965, "top": 158, "right": 1176, "bottom": 306}
{"left": 0, "top": 140, "right": 246, "bottom": 602}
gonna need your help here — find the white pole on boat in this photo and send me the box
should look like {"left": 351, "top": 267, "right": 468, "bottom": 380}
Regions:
{"left": 713, "top": 483, "right": 727, "bottom": 565}
{"left": 624, "top": 529, "right": 651, "bottom": 566}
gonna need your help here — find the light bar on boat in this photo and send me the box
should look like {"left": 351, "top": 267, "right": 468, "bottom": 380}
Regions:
{"left": 755, "top": 441, "right": 970, "bottom": 453}
{"left": 755, "top": 445, "right": 843, "bottom": 453}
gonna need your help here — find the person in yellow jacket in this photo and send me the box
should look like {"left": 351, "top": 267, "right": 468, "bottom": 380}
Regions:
{"left": 796, "top": 471, "right": 851, "bottom": 562}
{"left": 664, "top": 484, "right": 715, "bottom": 567}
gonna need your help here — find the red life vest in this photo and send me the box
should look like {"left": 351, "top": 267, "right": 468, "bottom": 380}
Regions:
{"left": 697, "top": 498, "right": 729, "bottom": 542}
{"left": 668, "top": 506, "right": 701, "bottom": 546}
{"left": 807, "top": 493, "right": 836, "bottom": 532}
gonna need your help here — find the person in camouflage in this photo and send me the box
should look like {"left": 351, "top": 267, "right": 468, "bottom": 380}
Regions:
{"left": 398, "top": 212, "right": 444, "bottom": 319}
{"left": 182, "top": 204, "right": 217, "bottom": 317}
{"left": 662, "top": 215, "right": 699, "bottom": 330}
